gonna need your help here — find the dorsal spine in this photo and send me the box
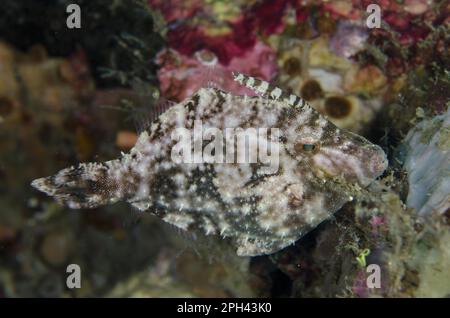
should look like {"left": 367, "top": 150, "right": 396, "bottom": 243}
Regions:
{"left": 232, "top": 71, "right": 307, "bottom": 108}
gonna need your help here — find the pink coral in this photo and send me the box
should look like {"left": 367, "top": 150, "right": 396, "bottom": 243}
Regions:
{"left": 321, "top": 0, "right": 436, "bottom": 47}
{"left": 156, "top": 41, "right": 278, "bottom": 102}
{"left": 370, "top": 215, "right": 386, "bottom": 236}
{"left": 149, "top": 0, "right": 292, "bottom": 65}
{"left": 242, "top": 0, "right": 291, "bottom": 36}
{"left": 352, "top": 269, "right": 370, "bottom": 298}
{"left": 166, "top": 23, "right": 256, "bottom": 66}
{"left": 148, "top": 0, "right": 202, "bottom": 23}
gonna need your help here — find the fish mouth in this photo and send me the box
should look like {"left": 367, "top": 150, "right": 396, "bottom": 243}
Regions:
{"left": 353, "top": 145, "right": 388, "bottom": 187}
{"left": 366, "top": 145, "right": 389, "bottom": 179}
{"left": 311, "top": 143, "right": 388, "bottom": 187}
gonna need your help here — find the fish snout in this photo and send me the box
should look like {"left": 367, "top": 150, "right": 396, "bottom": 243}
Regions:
{"left": 366, "top": 145, "right": 388, "bottom": 179}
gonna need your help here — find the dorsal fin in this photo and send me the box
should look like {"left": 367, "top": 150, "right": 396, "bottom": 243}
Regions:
{"left": 134, "top": 98, "right": 177, "bottom": 133}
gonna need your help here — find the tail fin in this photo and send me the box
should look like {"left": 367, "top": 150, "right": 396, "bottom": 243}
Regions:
{"left": 31, "top": 161, "right": 121, "bottom": 209}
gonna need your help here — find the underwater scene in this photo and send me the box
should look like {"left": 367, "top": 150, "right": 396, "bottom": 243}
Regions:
{"left": 0, "top": 0, "right": 449, "bottom": 298}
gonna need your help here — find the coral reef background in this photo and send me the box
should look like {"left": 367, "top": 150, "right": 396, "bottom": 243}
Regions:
{"left": 0, "top": 0, "right": 448, "bottom": 297}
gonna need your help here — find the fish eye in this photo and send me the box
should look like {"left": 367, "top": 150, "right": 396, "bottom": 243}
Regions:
{"left": 292, "top": 134, "right": 320, "bottom": 156}
{"left": 302, "top": 143, "right": 316, "bottom": 151}
{"left": 293, "top": 141, "right": 319, "bottom": 155}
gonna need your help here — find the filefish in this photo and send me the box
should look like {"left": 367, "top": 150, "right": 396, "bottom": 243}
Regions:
{"left": 31, "top": 71, "right": 388, "bottom": 256}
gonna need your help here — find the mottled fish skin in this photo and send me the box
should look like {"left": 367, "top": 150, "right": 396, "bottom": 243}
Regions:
{"left": 31, "top": 72, "right": 388, "bottom": 256}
